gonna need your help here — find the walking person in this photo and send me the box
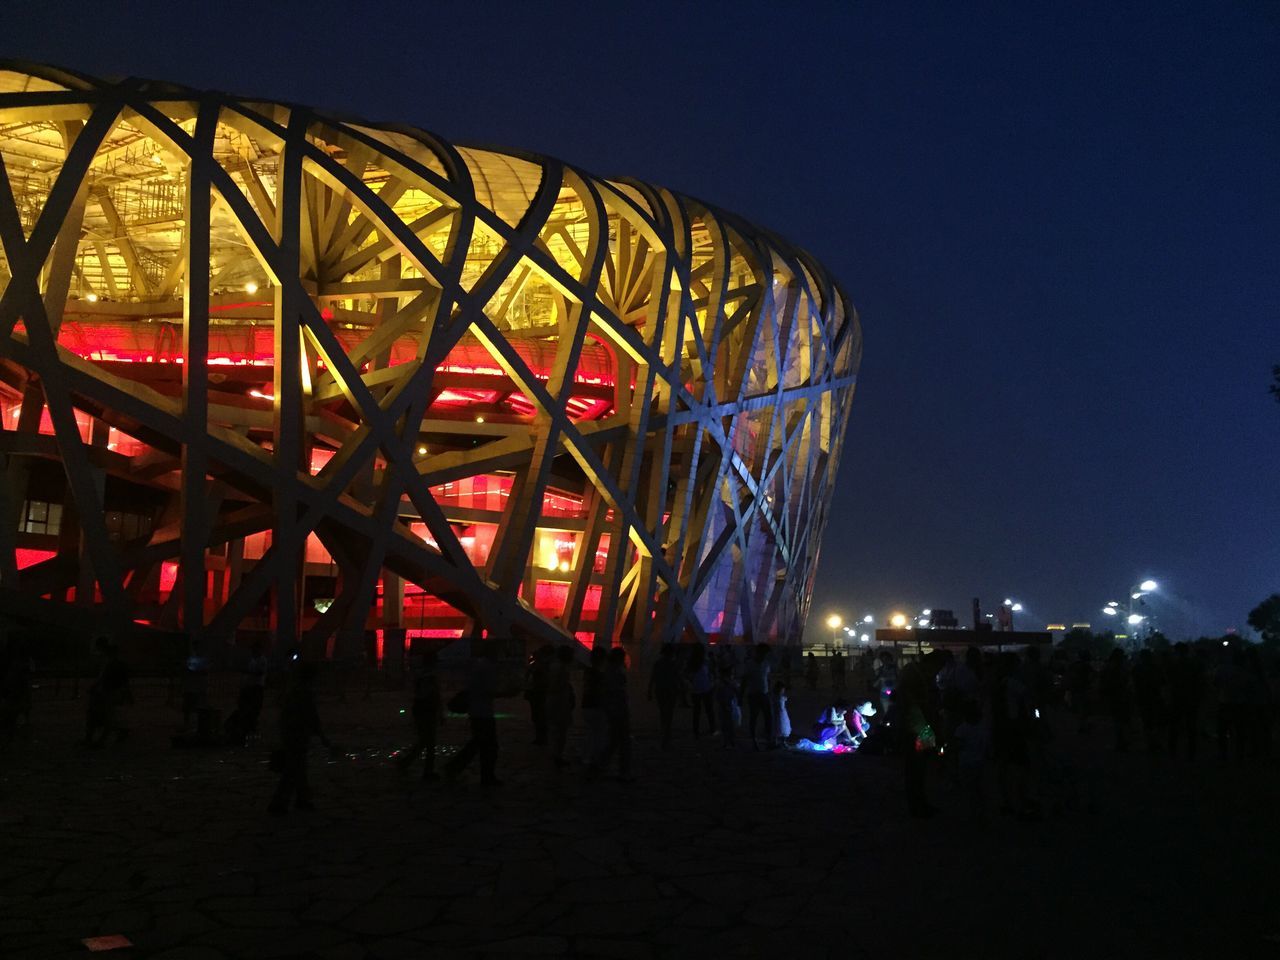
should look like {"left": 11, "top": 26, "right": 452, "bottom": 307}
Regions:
{"left": 444, "top": 641, "right": 502, "bottom": 788}
{"left": 805, "top": 652, "right": 819, "bottom": 692}
{"left": 398, "top": 650, "right": 444, "bottom": 781}
{"left": 648, "top": 644, "right": 681, "bottom": 750}
{"left": 595, "top": 646, "right": 633, "bottom": 781}
{"left": 546, "top": 644, "right": 576, "bottom": 768}
{"left": 686, "top": 644, "right": 716, "bottom": 739}
{"left": 268, "top": 661, "right": 333, "bottom": 815}
{"left": 740, "top": 642, "right": 773, "bottom": 750}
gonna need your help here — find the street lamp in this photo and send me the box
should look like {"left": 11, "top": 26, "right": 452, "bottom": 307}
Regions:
{"left": 889, "top": 612, "right": 908, "bottom": 629}
{"left": 862, "top": 614, "right": 874, "bottom": 624}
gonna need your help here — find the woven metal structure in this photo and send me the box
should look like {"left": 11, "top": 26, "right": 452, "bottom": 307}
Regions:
{"left": 0, "top": 62, "right": 860, "bottom": 656}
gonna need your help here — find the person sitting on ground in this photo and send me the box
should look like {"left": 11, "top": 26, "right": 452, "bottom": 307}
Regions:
{"left": 813, "top": 699, "right": 857, "bottom": 747}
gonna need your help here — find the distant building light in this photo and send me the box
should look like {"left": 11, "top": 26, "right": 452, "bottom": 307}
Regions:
{"left": 1046, "top": 623, "right": 1066, "bottom": 631}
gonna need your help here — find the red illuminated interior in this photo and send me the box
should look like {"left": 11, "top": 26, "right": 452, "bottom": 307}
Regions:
{"left": 49, "top": 320, "right": 619, "bottom": 422}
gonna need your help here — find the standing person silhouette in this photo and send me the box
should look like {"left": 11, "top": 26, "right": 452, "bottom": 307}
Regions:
{"left": 686, "top": 644, "right": 716, "bottom": 739}
{"left": 241, "top": 641, "right": 269, "bottom": 738}
{"left": 268, "top": 660, "right": 333, "bottom": 815}
{"left": 771, "top": 680, "right": 792, "bottom": 746}
{"left": 596, "top": 646, "right": 634, "bottom": 781}
{"left": 715, "top": 666, "right": 739, "bottom": 749}
{"left": 1100, "top": 648, "right": 1132, "bottom": 753}
{"left": 831, "top": 650, "right": 846, "bottom": 692}
{"left": 546, "top": 644, "right": 577, "bottom": 768}
{"left": 1167, "top": 642, "right": 1204, "bottom": 759}
{"left": 84, "top": 637, "right": 131, "bottom": 746}
{"left": 398, "top": 650, "right": 444, "bottom": 781}
{"left": 740, "top": 643, "right": 773, "bottom": 750}
{"left": 524, "top": 645, "right": 552, "bottom": 746}
{"left": 1132, "top": 649, "right": 1165, "bottom": 754}
{"left": 648, "top": 644, "right": 681, "bottom": 750}
{"left": 580, "top": 647, "right": 609, "bottom": 767}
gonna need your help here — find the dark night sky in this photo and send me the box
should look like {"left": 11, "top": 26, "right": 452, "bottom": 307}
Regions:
{"left": 5, "top": 1, "right": 1278, "bottom": 638}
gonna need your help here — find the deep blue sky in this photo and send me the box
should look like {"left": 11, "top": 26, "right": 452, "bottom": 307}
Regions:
{"left": 5, "top": 1, "right": 1277, "bottom": 638}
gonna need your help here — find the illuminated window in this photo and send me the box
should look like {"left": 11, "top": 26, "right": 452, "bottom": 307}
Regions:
{"left": 21, "top": 500, "right": 62, "bottom": 535}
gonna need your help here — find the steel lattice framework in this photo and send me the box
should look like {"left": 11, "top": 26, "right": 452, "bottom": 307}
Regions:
{"left": 0, "top": 62, "right": 860, "bottom": 655}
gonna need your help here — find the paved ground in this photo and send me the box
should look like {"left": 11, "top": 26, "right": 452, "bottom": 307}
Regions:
{"left": 1, "top": 677, "right": 1277, "bottom": 959}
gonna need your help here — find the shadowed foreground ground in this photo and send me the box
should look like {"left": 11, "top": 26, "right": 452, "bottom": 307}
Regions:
{"left": 1, "top": 680, "right": 1277, "bottom": 959}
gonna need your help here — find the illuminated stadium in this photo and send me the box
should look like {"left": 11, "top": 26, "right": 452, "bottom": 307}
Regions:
{"left": 0, "top": 62, "right": 860, "bottom": 658}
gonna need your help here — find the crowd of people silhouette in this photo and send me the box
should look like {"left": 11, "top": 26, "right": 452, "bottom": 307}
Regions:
{"left": 0, "top": 625, "right": 1275, "bottom": 821}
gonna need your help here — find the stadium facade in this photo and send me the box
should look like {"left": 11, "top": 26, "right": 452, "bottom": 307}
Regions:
{"left": 0, "top": 62, "right": 860, "bottom": 658}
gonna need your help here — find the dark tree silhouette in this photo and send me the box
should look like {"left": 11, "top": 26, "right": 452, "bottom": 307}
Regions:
{"left": 1247, "top": 594, "right": 1280, "bottom": 645}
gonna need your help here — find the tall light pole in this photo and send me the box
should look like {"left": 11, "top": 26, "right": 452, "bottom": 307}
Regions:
{"left": 1001, "top": 597, "right": 1024, "bottom": 631}
{"left": 827, "top": 613, "right": 843, "bottom": 651}
{"left": 1128, "top": 580, "right": 1157, "bottom": 644}
{"left": 1102, "top": 580, "right": 1158, "bottom": 648}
